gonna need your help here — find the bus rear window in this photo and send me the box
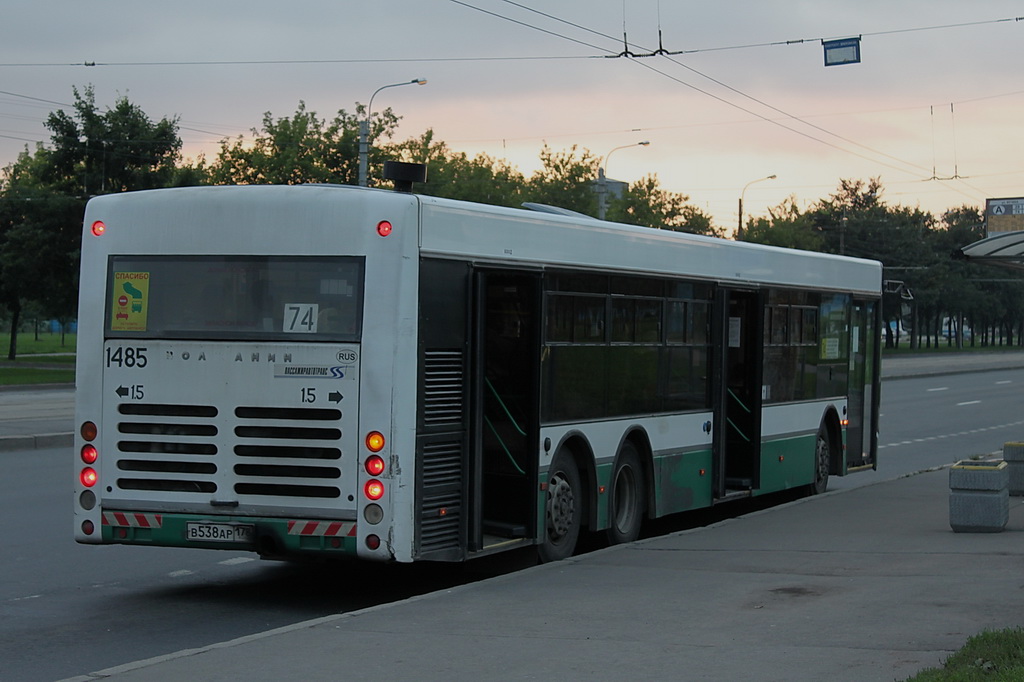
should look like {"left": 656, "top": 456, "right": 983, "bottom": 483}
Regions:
{"left": 106, "top": 256, "right": 364, "bottom": 341}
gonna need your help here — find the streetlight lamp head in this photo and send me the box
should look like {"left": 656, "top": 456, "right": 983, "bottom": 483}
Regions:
{"left": 768, "top": 174, "right": 777, "bottom": 179}
{"left": 639, "top": 140, "right": 650, "bottom": 146}
{"left": 359, "top": 77, "right": 429, "bottom": 187}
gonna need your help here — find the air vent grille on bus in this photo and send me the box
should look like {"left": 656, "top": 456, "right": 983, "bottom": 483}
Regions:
{"left": 420, "top": 493, "right": 462, "bottom": 551}
{"left": 113, "top": 402, "right": 344, "bottom": 502}
{"left": 422, "top": 350, "right": 464, "bottom": 426}
{"left": 418, "top": 438, "right": 462, "bottom": 553}
{"left": 422, "top": 440, "right": 463, "bottom": 487}
{"left": 116, "top": 403, "right": 219, "bottom": 493}
{"left": 232, "top": 406, "right": 342, "bottom": 499}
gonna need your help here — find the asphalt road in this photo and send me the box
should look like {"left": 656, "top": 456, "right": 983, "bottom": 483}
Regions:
{"left": 2, "top": 360, "right": 1023, "bottom": 680}
{"left": 2, "top": 446, "right": 532, "bottom": 682}
{"left": 831, "top": 365, "right": 1024, "bottom": 490}
{"left": 0, "top": 386, "right": 73, "bottom": 440}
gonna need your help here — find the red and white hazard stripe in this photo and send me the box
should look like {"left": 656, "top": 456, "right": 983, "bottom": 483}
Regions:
{"left": 287, "top": 520, "right": 357, "bottom": 537}
{"left": 102, "top": 511, "right": 163, "bottom": 528}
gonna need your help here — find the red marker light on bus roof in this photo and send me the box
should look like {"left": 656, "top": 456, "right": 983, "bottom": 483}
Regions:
{"left": 376, "top": 220, "right": 393, "bottom": 237}
{"left": 91, "top": 221, "right": 106, "bottom": 236}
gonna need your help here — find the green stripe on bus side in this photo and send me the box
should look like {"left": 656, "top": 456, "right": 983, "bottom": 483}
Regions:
{"left": 653, "top": 449, "right": 714, "bottom": 517}
{"left": 100, "top": 514, "right": 358, "bottom": 556}
{"left": 756, "top": 433, "right": 817, "bottom": 495}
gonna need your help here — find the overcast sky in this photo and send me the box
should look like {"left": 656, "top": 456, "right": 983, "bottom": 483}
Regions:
{"left": 2, "top": 0, "right": 1023, "bottom": 230}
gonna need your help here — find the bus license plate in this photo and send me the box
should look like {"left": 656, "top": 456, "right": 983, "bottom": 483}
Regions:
{"left": 186, "top": 522, "right": 255, "bottom": 544}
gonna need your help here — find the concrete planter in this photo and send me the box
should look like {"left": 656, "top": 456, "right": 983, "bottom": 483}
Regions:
{"left": 1002, "top": 442, "right": 1024, "bottom": 496}
{"left": 949, "top": 460, "right": 1009, "bottom": 533}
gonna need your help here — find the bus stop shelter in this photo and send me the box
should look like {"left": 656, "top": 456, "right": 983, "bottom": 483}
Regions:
{"left": 957, "top": 231, "right": 1024, "bottom": 271}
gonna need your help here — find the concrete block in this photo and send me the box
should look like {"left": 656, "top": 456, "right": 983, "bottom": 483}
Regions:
{"left": 949, "top": 460, "right": 1009, "bottom": 533}
{"left": 1003, "top": 443, "right": 1024, "bottom": 496}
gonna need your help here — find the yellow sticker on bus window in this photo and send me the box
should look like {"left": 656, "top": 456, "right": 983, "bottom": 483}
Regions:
{"left": 111, "top": 272, "right": 150, "bottom": 331}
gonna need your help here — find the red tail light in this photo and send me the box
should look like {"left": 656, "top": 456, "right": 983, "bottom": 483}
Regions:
{"left": 364, "top": 479, "right": 385, "bottom": 501}
{"left": 80, "top": 468, "right": 98, "bottom": 487}
{"left": 365, "top": 455, "right": 385, "bottom": 476}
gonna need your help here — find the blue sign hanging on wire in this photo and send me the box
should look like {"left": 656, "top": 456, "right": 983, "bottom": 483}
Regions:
{"left": 823, "top": 37, "right": 861, "bottom": 66}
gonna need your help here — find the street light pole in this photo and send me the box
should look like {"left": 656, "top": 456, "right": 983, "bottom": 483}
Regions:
{"left": 358, "top": 78, "right": 427, "bottom": 187}
{"left": 737, "top": 174, "right": 777, "bottom": 239}
{"left": 598, "top": 140, "right": 649, "bottom": 220}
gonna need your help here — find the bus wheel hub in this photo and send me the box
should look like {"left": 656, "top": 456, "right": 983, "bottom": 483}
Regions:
{"left": 548, "top": 474, "right": 575, "bottom": 538}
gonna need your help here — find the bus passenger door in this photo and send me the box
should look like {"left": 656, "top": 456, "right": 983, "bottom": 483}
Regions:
{"left": 845, "top": 299, "right": 879, "bottom": 471}
{"left": 470, "top": 270, "right": 541, "bottom": 552}
{"left": 712, "top": 288, "right": 763, "bottom": 499}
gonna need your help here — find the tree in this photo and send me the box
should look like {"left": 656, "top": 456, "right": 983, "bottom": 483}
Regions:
{"left": 739, "top": 196, "right": 823, "bottom": 251}
{"left": 0, "top": 86, "right": 185, "bottom": 357}
{"left": 807, "top": 179, "right": 935, "bottom": 347}
{"left": 609, "top": 174, "right": 720, "bottom": 236}
{"left": 394, "top": 130, "right": 525, "bottom": 206}
{"left": 524, "top": 144, "right": 601, "bottom": 215}
{"left": 209, "top": 102, "right": 397, "bottom": 186}
{"left": 0, "top": 192, "right": 82, "bottom": 355}
{"left": 43, "top": 85, "right": 182, "bottom": 194}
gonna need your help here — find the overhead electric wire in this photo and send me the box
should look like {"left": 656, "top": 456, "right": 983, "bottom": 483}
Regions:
{"left": 470, "top": 0, "right": 989, "bottom": 203}
{"left": 449, "top": 0, "right": 609, "bottom": 53}
{"left": 0, "top": 3, "right": 1016, "bottom": 205}
{"left": 496, "top": 0, "right": 936, "bottom": 178}
{"left": 0, "top": 55, "right": 594, "bottom": 69}
{"left": 0, "top": 12, "right": 1016, "bottom": 68}
{"left": 0, "top": 90, "right": 71, "bottom": 107}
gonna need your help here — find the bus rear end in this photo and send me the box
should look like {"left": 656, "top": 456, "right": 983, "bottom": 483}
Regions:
{"left": 73, "top": 186, "right": 420, "bottom": 562}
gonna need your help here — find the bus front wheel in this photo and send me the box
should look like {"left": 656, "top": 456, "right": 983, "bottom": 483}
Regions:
{"left": 606, "top": 441, "right": 644, "bottom": 545}
{"left": 539, "top": 451, "right": 582, "bottom": 563}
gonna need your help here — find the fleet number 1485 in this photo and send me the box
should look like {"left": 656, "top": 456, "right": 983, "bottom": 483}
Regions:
{"left": 106, "top": 346, "right": 148, "bottom": 368}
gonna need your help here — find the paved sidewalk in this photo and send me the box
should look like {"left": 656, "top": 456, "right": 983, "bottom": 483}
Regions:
{"left": 880, "top": 349, "right": 1024, "bottom": 379}
{"left": 64, "top": 469, "right": 1024, "bottom": 682}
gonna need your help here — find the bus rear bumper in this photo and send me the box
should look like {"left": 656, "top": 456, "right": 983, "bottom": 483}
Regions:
{"left": 97, "top": 509, "right": 360, "bottom": 557}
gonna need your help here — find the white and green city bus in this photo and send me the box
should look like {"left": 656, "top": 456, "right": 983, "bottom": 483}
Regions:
{"left": 73, "top": 181, "right": 881, "bottom": 563}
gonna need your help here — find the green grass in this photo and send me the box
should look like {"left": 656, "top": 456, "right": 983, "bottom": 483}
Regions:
{"left": 905, "top": 629, "right": 1024, "bottom": 681}
{"left": 0, "top": 367, "right": 75, "bottom": 386}
{"left": 0, "top": 332, "right": 76, "bottom": 385}
{"left": 0, "top": 332, "right": 77, "bottom": 355}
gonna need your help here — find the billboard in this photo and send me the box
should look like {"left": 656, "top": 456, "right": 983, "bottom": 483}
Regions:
{"left": 985, "top": 198, "right": 1024, "bottom": 236}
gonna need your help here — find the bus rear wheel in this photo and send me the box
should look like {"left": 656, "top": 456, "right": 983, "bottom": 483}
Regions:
{"left": 538, "top": 451, "right": 582, "bottom": 563}
{"left": 813, "top": 427, "right": 830, "bottom": 495}
{"left": 606, "top": 442, "right": 644, "bottom": 545}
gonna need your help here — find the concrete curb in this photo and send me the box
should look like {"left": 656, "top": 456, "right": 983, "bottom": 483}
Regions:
{"left": 0, "top": 432, "right": 73, "bottom": 452}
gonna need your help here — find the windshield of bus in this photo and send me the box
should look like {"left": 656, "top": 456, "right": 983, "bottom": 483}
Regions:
{"left": 106, "top": 255, "right": 364, "bottom": 342}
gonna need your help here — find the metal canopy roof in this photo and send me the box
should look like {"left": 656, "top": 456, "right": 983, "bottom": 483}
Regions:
{"left": 957, "top": 231, "right": 1024, "bottom": 271}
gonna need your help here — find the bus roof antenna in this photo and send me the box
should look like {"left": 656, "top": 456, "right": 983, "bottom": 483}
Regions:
{"left": 383, "top": 161, "right": 427, "bottom": 193}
